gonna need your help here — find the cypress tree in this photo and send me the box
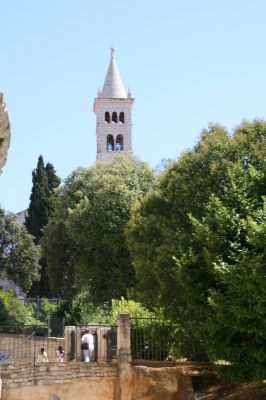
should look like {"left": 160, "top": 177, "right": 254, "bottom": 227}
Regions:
{"left": 46, "top": 162, "right": 61, "bottom": 192}
{"left": 25, "top": 155, "right": 60, "bottom": 296}
{"left": 25, "top": 156, "right": 51, "bottom": 242}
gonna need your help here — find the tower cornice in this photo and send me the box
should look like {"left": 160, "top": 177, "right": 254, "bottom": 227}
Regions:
{"left": 93, "top": 97, "right": 134, "bottom": 113}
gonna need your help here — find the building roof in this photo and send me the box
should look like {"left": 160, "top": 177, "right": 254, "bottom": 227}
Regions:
{"left": 99, "top": 48, "right": 127, "bottom": 99}
{"left": 15, "top": 210, "right": 27, "bottom": 226}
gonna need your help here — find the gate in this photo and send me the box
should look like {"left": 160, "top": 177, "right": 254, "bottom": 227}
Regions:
{"left": 65, "top": 324, "right": 117, "bottom": 363}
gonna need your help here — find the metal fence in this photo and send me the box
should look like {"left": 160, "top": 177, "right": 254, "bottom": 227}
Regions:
{"left": 47, "top": 315, "right": 65, "bottom": 337}
{"left": 130, "top": 317, "right": 176, "bottom": 361}
{"left": 67, "top": 324, "right": 117, "bottom": 363}
{"left": 19, "top": 297, "right": 61, "bottom": 308}
{"left": 0, "top": 323, "right": 117, "bottom": 364}
{"left": 0, "top": 325, "right": 65, "bottom": 363}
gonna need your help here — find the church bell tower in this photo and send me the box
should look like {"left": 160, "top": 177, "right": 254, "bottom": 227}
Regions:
{"left": 93, "top": 48, "right": 134, "bottom": 161}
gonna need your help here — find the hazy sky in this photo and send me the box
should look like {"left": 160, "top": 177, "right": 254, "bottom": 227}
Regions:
{"left": 1, "top": 0, "right": 266, "bottom": 212}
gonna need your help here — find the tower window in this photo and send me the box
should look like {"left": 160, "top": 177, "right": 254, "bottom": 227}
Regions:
{"left": 116, "top": 134, "right": 124, "bottom": 151}
{"left": 119, "top": 112, "right": 125, "bottom": 123}
{"left": 105, "top": 112, "right": 110, "bottom": 123}
{"left": 112, "top": 112, "right": 118, "bottom": 123}
{"left": 107, "top": 134, "right": 114, "bottom": 151}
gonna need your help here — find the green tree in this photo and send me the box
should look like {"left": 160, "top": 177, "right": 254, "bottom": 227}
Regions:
{"left": 45, "top": 162, "right": 61, "bottom": 192}
{"left": 42, "top": 157, "right": 155, "bottom": 304}
{"left": 0, "top": 208, "right": 40, "bottom": 293}
{"left": 25, "top": 156, "right": 60, "bottom": 296}
{"left": 25, "top": 156, "right": 60, "bottom": 242}
{"left": 128, "top": 120, "right": 266, "bottom": 381}
{"left": 187, "top": 181, "right": 266, "bottom": 382}
{"left": 25, "top": 156, "right": 51, "bottom": 242}
{"left": 67, "top": 293, "right": 157, "bottom": 325}
{"left": 0, "top": 290, "right": 41, "bottom": 325}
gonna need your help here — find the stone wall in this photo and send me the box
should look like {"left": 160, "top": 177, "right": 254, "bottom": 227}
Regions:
{"left": 0, "top": 362, "right": 206, "bottom": 400}
{"left": 0, "top": 93, "right": 11, "bottom": 174}
{"left": 0, "top": 316, "right": 214, "bottom": 400}
{"left": 1, "top": 362, "right": 117, "bottom": 400}
{"left": 94, "top": 97, "right": 133, "bottom": 161}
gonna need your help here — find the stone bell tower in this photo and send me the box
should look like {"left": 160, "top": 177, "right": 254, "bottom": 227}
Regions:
{"left": 93, "top": 48, "right": 134, "bottom": 161}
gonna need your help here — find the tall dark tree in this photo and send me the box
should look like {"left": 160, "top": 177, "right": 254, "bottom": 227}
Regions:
{"left": 25, "top": 155, "right": 60, "bottom": 296}
{"left": 25, "top": 156, "right": 51, "bottom": 242}
{"left": 46, "top": 162, "right": 61, "bottom": 192}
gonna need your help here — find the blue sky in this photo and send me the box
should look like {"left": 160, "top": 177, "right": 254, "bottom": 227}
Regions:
{"left": 1, "top": 0, "right": 266, "bottom": 212}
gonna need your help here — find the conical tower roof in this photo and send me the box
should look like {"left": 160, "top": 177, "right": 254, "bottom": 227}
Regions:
{"left": 100, "top": 48, "right": 127, "bottom": 98}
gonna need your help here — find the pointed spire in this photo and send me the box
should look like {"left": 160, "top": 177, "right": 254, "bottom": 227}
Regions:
{"left": 100, "top": 48, "right": 127, "bottom": 98}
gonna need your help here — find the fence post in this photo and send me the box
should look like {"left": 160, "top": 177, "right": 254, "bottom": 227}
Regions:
{"left": 64, "top": 326, "right": 76, "bottom": 362}
{"left": 116, "top": 314, "right": 132, "bottom": 400}
{"left": 34, "top": 334, "right": 36, "bottom": 364}
{"left": 36, "top": 296, "right": 40, "bottom": 318}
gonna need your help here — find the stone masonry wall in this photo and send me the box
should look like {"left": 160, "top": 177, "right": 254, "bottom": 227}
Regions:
{"left": 1, "top": 362, "right": 117, "bottom": 400}
{"left": 94, "top": 98, "right": 133, "bottom": 161}
{"left": 0, "top": 317, "right": 212, "bottom": 400}
{"left": 0, "top": 92, "right": 11, "bottom": 174}
{"left": 1, "top": 362, "right": 197, "bottom": 400}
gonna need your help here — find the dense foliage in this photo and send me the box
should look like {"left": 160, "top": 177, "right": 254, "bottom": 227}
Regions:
{"left": 42, "top": 157, "right": 155, "bottom": 304}
{"left": 66, "top": 294, "right": 157, "bottom": 325}
{"left": 0, "top": 208, "right": 40, "bottom": 293}
{"left": 128, "top": 120, "right": 266, "bottom": 382}
{"left": 0, "top": 290, "right": 39, "bottom": 325}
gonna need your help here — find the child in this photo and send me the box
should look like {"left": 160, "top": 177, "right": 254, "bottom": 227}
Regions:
{"left": 55, "top": 345, "right": 65, "bottom": 362}
{"left": 37, "top": 347, "right": 49, "bottom": 363}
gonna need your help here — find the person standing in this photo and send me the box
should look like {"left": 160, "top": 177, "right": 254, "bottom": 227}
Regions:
{"left": 81, "top": 329, "right": 94, "bottom": 362}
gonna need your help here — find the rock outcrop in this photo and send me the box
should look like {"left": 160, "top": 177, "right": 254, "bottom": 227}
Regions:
{"left": 0, "top": 92, "right": 11, "bottom": 174}
{"left": 128, "top": 366, "right": 195, "bottom": 400}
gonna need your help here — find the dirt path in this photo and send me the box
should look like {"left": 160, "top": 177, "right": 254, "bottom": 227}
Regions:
{"left": 209, "top": 383, "right": 266, "bottom": 399}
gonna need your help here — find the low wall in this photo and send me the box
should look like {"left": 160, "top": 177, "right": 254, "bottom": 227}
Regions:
{"left": 0, "top": 316, "right": 214, "bottom": 400}
{"left": 0, "top": 362, "right": 213, "bottom": 400}
{"left": 1, "top": 362, "right": 117, "bottom": 400}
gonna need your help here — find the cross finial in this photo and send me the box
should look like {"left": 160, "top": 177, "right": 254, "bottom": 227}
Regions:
{"left": 110, "top": 47, "right": 115, "bottom": 58}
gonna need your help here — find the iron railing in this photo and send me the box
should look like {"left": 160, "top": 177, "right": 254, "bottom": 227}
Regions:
{"left": 47, "top": 315, "right": 65, "bottom": 337}
{"left": 0, "top": 323, "right": 117, "bottom": 364}
{"left": 0, "top": 325, "right": 65, "bottom": 363}
{"left": 130, "top": 317, "right": 177, "bottom": 361}
{"left": 68, "top": 324, "right": 117, "bottom": 363}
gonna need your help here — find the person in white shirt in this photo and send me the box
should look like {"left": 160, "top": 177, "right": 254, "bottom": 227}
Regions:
{"left": 81, "top": 329, "right": 94, "bottom": 362}
{"left": 37, "top": 347, "right": 48, "bottom": 363}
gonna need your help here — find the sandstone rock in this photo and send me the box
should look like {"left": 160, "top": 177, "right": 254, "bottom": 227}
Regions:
{"left": 129, "top": 366, "right": 194, "bottom": 400}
